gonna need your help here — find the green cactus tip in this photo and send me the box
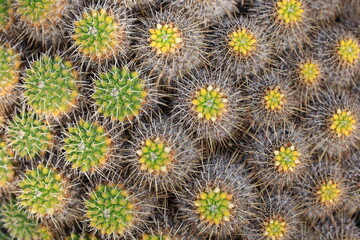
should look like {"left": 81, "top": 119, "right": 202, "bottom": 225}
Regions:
{"left": 0, "top": 139, "right": 15, "bottom": 188}
{"left": 0, "top": 0, "right": 13, "bottom": 30}
{"left": 142, "top": 233, "right": 172, "bottom": 240}
{"left": 0, "top": 43, "right": 21, "bottom": 98}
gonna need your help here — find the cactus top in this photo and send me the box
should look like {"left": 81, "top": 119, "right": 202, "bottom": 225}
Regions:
{"left": 65, "top": 233, "right": 98, "bottom": 240}
{"left": 194, "top": 187, "right": 234, "bottom": 225}
{"left": 18, "top": 164, "right": 68, "bottom": 216}
{"left": 263, "top": 217, "right": 287, "bottom": 240}
{"left": 274, "top": 145, "right": 301, "bottom": 173}
{"left": 93, "top": 66, "right": 148, "bottom": 122}
{"left": 337, "top": 38, "right": 360, "bottom": 64}
{"left": 137, "top": 138, "right": 173, "bottom": 174}
{"left": 191, "top": 85, "right": 228, "bottom": 122}
{"left": 299, "top": 61, "right": 320, "bottom": 85}
{"left": 15, "top": 0, "right": 65, "bottom": 26}
{"left": 149, "top": 23, "right": 183, "bottom": 54}
{"left": 73, "top": 8, "right": 123, "bottom": 60}
{"left": 0, "top": 0, "right": 13, "bottom": 29}
{"left": 263, "top": 87, "right": 286, "bottom": 111}
{"left": 330, "top": 109, "right": 357, "bottom": 137}
{"left": 142, "top": 234, "right": 172, "bottom": 240}
{"left": 0, "top": 44, "right": 21, "bottom": 97}
{"left": 23, "top": 55, "right": 79, "bottom": 117}
{"left": 7, "top": 112, "right": 53, "bottom": 159}
{"left": 276, "top": 0, "right": 304, "bottom": 24}
{"left": 63, "top": 120, "right": 112, "bottom": 172}
{"left": 85, "top": 184, "right": 135, "bottom": 235}
{"left": 316, "top": 180, "right": 341, "bottom": 205}
{"left": 228, "top": 29, "right": 257, "bottom": 56}
{"left": 0, "top": 140, "right": 15, "bottom": 187}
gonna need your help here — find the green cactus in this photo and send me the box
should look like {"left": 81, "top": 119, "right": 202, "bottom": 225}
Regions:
{"left": 85, "top": 184, "right": 135, "bottom": 236}
{"left": 23, "top": 55, "right": 79, "bottom": 118}
{"left": 18, "top": 164, "right": 68, "bottom": 217}
{"left": 92, "top": 66, "right": 148, "bottom": 122}
{"left": 65, "top": 233, "right": 98, "bottom": 240}
{"left": 7, "top": 111, "right": 53, "bottom": 159}
{"left": 1, "top": 198, "right": 53, "bottom": 240}
{"left": 0, "top": 43, "right": 21, "bottom": 98}
{"left": 63, "top": 119, "right": 112, "bottom": 172}
{"left": 0, "top": 0, "right": 13, "bottom": 30}
{"left": 0, "top": 139, "right": 15, "bottom": 188}
{"left": 142, "top": 234, "right": 172, "bottom": 240}
{"left": 72, "top": 8, "right": 124, "bottom": 60}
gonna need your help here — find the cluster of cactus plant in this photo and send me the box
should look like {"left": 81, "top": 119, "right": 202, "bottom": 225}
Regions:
{"left": 0, "top": 0, "right": 359, "bottom": 239}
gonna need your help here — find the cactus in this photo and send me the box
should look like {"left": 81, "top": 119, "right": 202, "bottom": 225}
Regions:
{"left": 92, "top": 66, "right": 150, "bottom": 122}
{"left": 6, "top": 111, "right": 53, "bottom": 159}
{"left": 0, "top": 0, "right": 13, "bottom": 30}
{"left": 63, "top": 119, "right": 112, "bottom": 172}
{"left": 149, "top": 23, "right": 183, "bottom": 54}
{"left": 276, "top": 0, "right": 304, "bottom": 24}
{"left": 65, "top": 233, "right": 98, "bottom": 240}
{"left": 0, "top": 139, "right": 15, "bottom": 188}
{"left": 23, "top": 55, "right": 79, "bottom": 118}
{"left": 298, "top": 60, "right": 321, "bottom": 86}
{"left": 0, "top": 43, "right": 21, "bottom": 98}
{"left": 142, "top": 234, "right": 172, "bottom": 240}
{"left": 18, "top": 164, "right": 69, "bottom": 217}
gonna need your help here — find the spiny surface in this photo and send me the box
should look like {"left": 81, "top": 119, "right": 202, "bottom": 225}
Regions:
{"left": 0, "top": 44, "right": 21, "bottom": 97}
{"left": 65, "top": 233, "right": 98, "bottom": 240}
{"left": 15, "top": 0, "right": 61, "bottom": 24}
{"left": 85, "top": 185, "right": 135, "bottom": 235}
{"left": 317, "top": 180, "right": 341, "bottom": 205}
{"left": 7, "top": 112, "right": 53, "bottom": 159}
{"left": 228, "top": 29, "right": 257, "bottom": 56}
{"left": 337, "top": 38, "right": 359, "bottom": 64}
{"left": 0, "top": 0, "right": 12, "bottom": 29}
{"left": 149, "top": 23, "right": 183, "bottom": 54}
{"left": 263, "top": 87, "right": 286, "bottom": 111}
{"left": 93, "top": 66, "right": 147, "bottom": 122}
{"left": 142, "top": 234, "right": 171, "bottom": 240}
{"left": 63, "top": 120, "right": 111, "bottom": 172}
{"left": 274, "top": 145, "right": 301, "bottom": 172}
{"left": 0, "top": 140, "right": 15, "bottom": 187}
{"left": 299, "top": 61, "right": 320, "bottom": 85}
{"left": 18, "top": 164, "right": 67, "bottom": 216}
{"left": 263, "top": 218, "right": 287, "bottom": 240}
{"left": 276, "top": 0, "right": 304, "bottom": 24}
{"left": 330, "top": 109, "right": 357, "bottom": 137}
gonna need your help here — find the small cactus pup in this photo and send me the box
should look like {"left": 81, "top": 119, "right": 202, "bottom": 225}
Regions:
{"left": 176, "top": 155, "right": 259, "bottom": 239}
{"left": 254, "top": 0, "right": 312, "bottom": 51}
{"left": 295, "top": 160, "right": 354, "bottom": 222}
{"left": 125, "top": 116, "right": 200, "bottom": 192}
{"left": 13, "top": 0, "right": 75, "bottom": 43}
{"left": 84, "top": 184, "right": 153, "bottom": 238}
{"left": 1, "top": 198, "right": 54, "bottom": 240}
{"left": 304, "top": 86, "right": 360, "bottom": 156}
{"left": 70, "top": 3, "right": 131, "bottom": 67}
{"left": 65, "top": 233, "right": 98, "bottom": 240}
{"left": 168, "top": 0, "right": 239, "bottom": 23}
{"left": 211, "top": 16, "right": 275, "bottom": 77}
{"left": 245, "top": 124, "right": 311, "bottom": 189}
{"left": 314, "top": 26, "right": 360, "bottom": 87}
{"left": 92, "top": 65, "right": 156, "bottom": 123}
{"left": 62, "top": 118, "right": 113, "bottom": 173}
{"left": 0, "top": 42, "right": 21, "bottom": 101}
{"left": 245, "top": 71, "right": 299, "bottom": 129}
{"left": 246, "top": 193, "right": 303, "bottom": 240}
{"left": 0, "top": 0, "right": 14, "bottom": 31}
{"left": 23, "top": 54, "right": 80, "bottom": 119}
{"left": 6, "top": 110, "right": 54, "bottom": 159}
{"left": 134, "top": 9, "right": 207, "bottom": 84}
{"left": 172, "top": 70, "right": 245, "bottom": 146}
{"left": 18, "top": 163, "right": 70, "bottom": 217}
{"left": 0, "top": 138, "right": 15, "bottom": 192}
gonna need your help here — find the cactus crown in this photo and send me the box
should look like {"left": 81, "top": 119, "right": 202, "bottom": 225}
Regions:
{"left": 23, "top": 55, "right": 79, "bottom": 117}
{"left": 65, "top": 233, "right": 98, "bottom": 240}
{"left": 137, "top": 138, "right": 173, "bottom": 174}
{"left": 316, "top": 180, "right": 341, "bottom": 205}
{"left": 85, "top": 184, "right": 135, "bottom": 236}
{"left": 276, "top": 0, "right": 304, "bottom": 24}
{"left": 228, "top": 29, "right": 257, "bottom": 56}
{"left": 299, "top": 61, "right": 320, "bottom": 85}
{"left": 274, "top": 144, "right": 301, "bottom": 172}
{"left": 63, "top": 120, "right": 112, "bottom": 172}
{"left": 337, "top": 38, "right": 359, "bottom": 64}
{"left": 263, "top": 217, "right": 287, "bottom": 240}
{"left": 194, "top": 187, "right": 234, "bottom": 225}
{"left": 142, "top": 234, "right": 171, "bottom": 240}
{"left": 329, "top": 109, "right": 356, "bottom": 137}
{"left": 18, "top": 164, "right": 67, "bottom": 216}
{"left": 263, "top": 87, "right": 286, "bottom": 111}
{"left": 0, "top": 0, "right": 12, "bottom": 29}
{"left": 73, "top": 8, "right": 122, "bottom": 60}
{"left": 149, "top": 23, "right": 183, "bottom": 54}
{"left": 0, "top": 44, "right": 21, "bottom": 97}
{"left": 93, "top": 66, "right": 148, "bottom": 122}
{"left": 15, "top": 0, "right": 60, "bottom": 24}
{"left": 191, "top": 85, "right": 228, "bottom": 122}
{"left": 7, "top": 112, "right": 53, "bottom": 159}
{"left": 0, "top": 139, "right": 15, "bottom": 187}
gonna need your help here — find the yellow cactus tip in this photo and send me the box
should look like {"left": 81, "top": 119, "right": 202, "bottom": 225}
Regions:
{"left": 263, "top": 87, "right": 286, "bottom": 111}
{"left": 276, "top": 0, "right": 304, "bottom": 24}
{"left": 229, "top": 28, "right": 257, "bottom": 56}
{"left": 337, "top": 38, "right": 360, "bottom": 64}
{"left": 149, "top": 23, "right": 183, "bottom": 54}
